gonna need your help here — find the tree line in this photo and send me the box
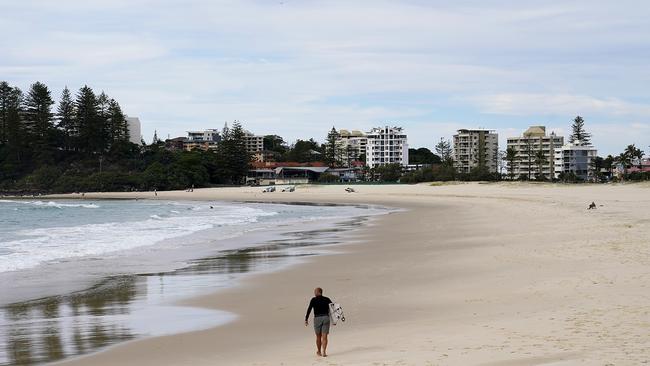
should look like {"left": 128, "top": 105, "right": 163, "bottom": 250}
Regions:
{"left": 1, "top": 82, "right": 130, "bottom": 179}
{"left": 0, "top": 81, "right": 252, "bottom": 193}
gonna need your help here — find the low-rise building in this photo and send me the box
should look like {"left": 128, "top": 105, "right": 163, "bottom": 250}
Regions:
{"left": 185, "top": 129, "right": 221, "bottom": 150}
{"left": 252, "top": 150, "right": 277, "bottom": 163}
{"left": 165, "top": 137, "right": 187, "bottom": 151}
{"left": 365, "top": 126, "right": 408, "bottom": 168}
{"left": 326, "top": 167, "right": 365, "bottom": 182}
{"left": 554, "top": 141, "right": 598, "bottom": 181}
{"left": 507, "top": 126, "right": 564, "bottom": 180}
{"left": 453, "top": 129, "right": 499, "bottom": 173}
{"left": 629, "top": 158, "right": 650, "bottom": 173}
{"left": 246, "top": 163, "right": 363, "bottom": 185}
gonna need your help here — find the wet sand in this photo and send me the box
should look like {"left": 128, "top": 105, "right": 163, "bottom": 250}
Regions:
{"left": 52, "top": 182, "right": 650, "bottom": 365}
{"left": 1, "top": 205, "right": 378, "bottom": 366}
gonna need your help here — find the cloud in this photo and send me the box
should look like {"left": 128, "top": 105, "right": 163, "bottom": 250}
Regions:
{"left": 468, "top": 93, "right": 650, "bottom": 118}
{"left": 1, "top": 0, "right": 649, "bottom": 156}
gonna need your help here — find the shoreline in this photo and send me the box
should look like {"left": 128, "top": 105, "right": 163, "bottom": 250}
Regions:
{"left": 42, "top": 183, "right": 650, "bottom": 365}
{"left": 0, "top": 199, "right": 389, "bottom": 305}
{"left": 0, "top": 200, "right": 387, "bottom": 366}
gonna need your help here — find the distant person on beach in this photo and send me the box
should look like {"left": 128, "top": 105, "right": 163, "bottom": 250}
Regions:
{"left": 305, "top": 287, "right": 333, "bottom": 357}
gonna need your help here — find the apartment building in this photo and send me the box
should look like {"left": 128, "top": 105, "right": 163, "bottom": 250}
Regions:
{"left": 337, "top": 129, "right": 368, "bottom": 166}
{"left": 125, "top": 116, "right": 141, "bottom": 145}
{"left": 554, "top": 141, "right": 598, "bottom": 181}
{"left": 506, "top": 126, "right": 564, "bottom": 180}
{"left": 243, "top": 130, "right": 264, "bottom": 154}
{"left": 365, "top": 126, "right": 408, "bottom": 168}
{"left": 185, "top": 129, "right": 221, "bottom": 150}
{"left": 452, "top": 129, "right": 499, "bottom": 173}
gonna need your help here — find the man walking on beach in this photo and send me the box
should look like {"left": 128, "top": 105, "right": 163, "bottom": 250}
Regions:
{"left": 305, "top": 287, "right": 332, "bottom": 357}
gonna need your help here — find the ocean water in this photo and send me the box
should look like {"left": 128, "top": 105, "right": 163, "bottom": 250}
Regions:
{"left": 0, "top": 199, "right": 273, "bottom": 273}
{"left": 0, "top": 199, "right": 386, "bottom": 365}
{"left": 0, "top": 199, "right": 381, "bottom": 276}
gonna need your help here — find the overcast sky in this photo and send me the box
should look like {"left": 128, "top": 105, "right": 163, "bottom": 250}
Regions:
{"left": 2, "top": 0, "right": 649, "bottom": 155}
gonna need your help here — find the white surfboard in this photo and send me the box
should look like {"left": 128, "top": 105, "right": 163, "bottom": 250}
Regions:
{"left": 329, "top": 303, "right": 345, "bottom": 325}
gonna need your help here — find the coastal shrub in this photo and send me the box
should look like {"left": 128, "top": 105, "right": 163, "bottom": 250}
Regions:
{"left": 167, "top": 156, "right": 210, "bottom": 189}
{"left": 626, "top": 172, "right": 650, "bottom": 181}
{"left": 462, "top": 166, "right": 500, "bottom": 182}
{"left": 401, "top": 168, "right": 435, "bottom": 183}
{"left": 141, "top": 162, "right": 170, "bottom": 190}
{"left": 80, "top": 171, "right": 142, "bottom": 192}
{"left": 432, "top": 165, "right": 456, "bottom": 181}
{"left": 22, "top": 166, "right": 62, "bottom": 191}
{"left": 557, "top": 172, "right": 583, "bottom": 183}
{"left": 52, "top": 173, "right": 85, "bottom": 193}
{"left": 372, "top": 163, "right": 402, "bottom": 182}
{"left": 318, "top": 173, "right": 340, "bottom": 183}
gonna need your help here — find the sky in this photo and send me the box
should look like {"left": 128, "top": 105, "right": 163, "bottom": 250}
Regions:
{"left": 2, "top": 0, "right": 649, "bottom": 156}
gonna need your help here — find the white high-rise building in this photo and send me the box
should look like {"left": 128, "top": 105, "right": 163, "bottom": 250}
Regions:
{"left": 554, "top": 141, "right": 598, "bottom": 181}
{"left": 507, "top": 126, "right": 564, "bottom": 180}
{"left": 337, "top": 129, "right": 367, "bottom": 166}
{"left": 125, "top": 116, "right": 141, "bottom": 145}
{"left": 365, "top": 126, "right": 408, "bottom": 168}
{"left": 453, "top": 129, "right": 499, "bottom": 173}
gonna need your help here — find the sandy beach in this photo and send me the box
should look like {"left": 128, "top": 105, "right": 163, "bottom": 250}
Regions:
{"left": 50, "top": 182, "right": 650, "bottom": 365}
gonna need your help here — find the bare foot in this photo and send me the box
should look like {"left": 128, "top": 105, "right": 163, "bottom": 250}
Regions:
{"left": 323, "top": 353, "right": 327, "bottom": 357}
{"left": 317, "top": 351, "right": 322, "bottom": 357}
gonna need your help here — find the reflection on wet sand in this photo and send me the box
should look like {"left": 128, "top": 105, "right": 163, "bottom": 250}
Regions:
{"left": 2, "top": 277, "right": 138, "bottom": 366}
{"left": 0, "top": 216, "right": 367, "bottom": 365}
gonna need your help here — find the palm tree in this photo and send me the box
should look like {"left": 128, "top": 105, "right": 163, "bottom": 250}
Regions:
{"left": 625, "top": 144, "right": 644, "bottom": 171}
{"left": 603, "top": 155, "right": 615, "bottom": 180}
{"left": 617, "top": 151, "right": 632, "bottom": 178}
{"left": 534, "top": 149, "right": 547, "bottom": 180}
{"left": 505, "top": 147, "right": 517, "bottom": 180}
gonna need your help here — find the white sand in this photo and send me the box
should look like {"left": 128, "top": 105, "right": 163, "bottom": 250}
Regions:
{"left": 54, "top": 182, "right": 650, "bottom": 365}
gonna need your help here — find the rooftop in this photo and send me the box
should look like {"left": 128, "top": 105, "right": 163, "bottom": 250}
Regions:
{"left": 339, "top": 129, "right": 366, "bottom": 137}
{"left": 456, "top": 128, "right": 497, "bottom": 134}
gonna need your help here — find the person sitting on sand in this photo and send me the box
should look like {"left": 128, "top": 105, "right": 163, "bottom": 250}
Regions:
{"left": 305, "top": 287, "right": 333, "bottom": 357}
{"left": 588, "top": 201, "right": 597, "bottom": 210}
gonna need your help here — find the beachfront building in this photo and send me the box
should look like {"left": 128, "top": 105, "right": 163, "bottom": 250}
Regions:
{"left": 553, "top": 141, "right": 598, "bottom": 181}
{"left": 252, "top": 150, "right": 276, "bottom": 163}
{"left": 630, "top": 158, "right": 650, "bottom": 173}
{"left": 244, "top": 130, "right": 264, "bottom": 154}
{"left": 337, "top": 129, "right": 368, "bottom": 166}
{"left": 165, "top": 137, "right": 187, "bottom": 151}
{"left": 452, "top": 129, "right": 499, "bottom": 174}
{"left": 125, "top": 116, "right": 141, "bottom": 145}
{"left": 185, "top": 129, "right": 221, "bottom": 150}
{"left": 247, "top": 161, "right": 363, "bottom": 185}
{"left": 506, "top": 126, "right": 564, "bottom": 180}
{"left": 365, "top": 126, "right": 409, "bottom": 168}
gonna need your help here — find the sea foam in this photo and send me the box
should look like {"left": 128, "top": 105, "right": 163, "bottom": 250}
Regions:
{"left": 0, "top": 203, "right": 276, "bottom": 273}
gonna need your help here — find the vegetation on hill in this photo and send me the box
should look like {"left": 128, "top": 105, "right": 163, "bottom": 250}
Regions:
{"left": 0, "top": 81, "right": 251, "bottom": 193}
